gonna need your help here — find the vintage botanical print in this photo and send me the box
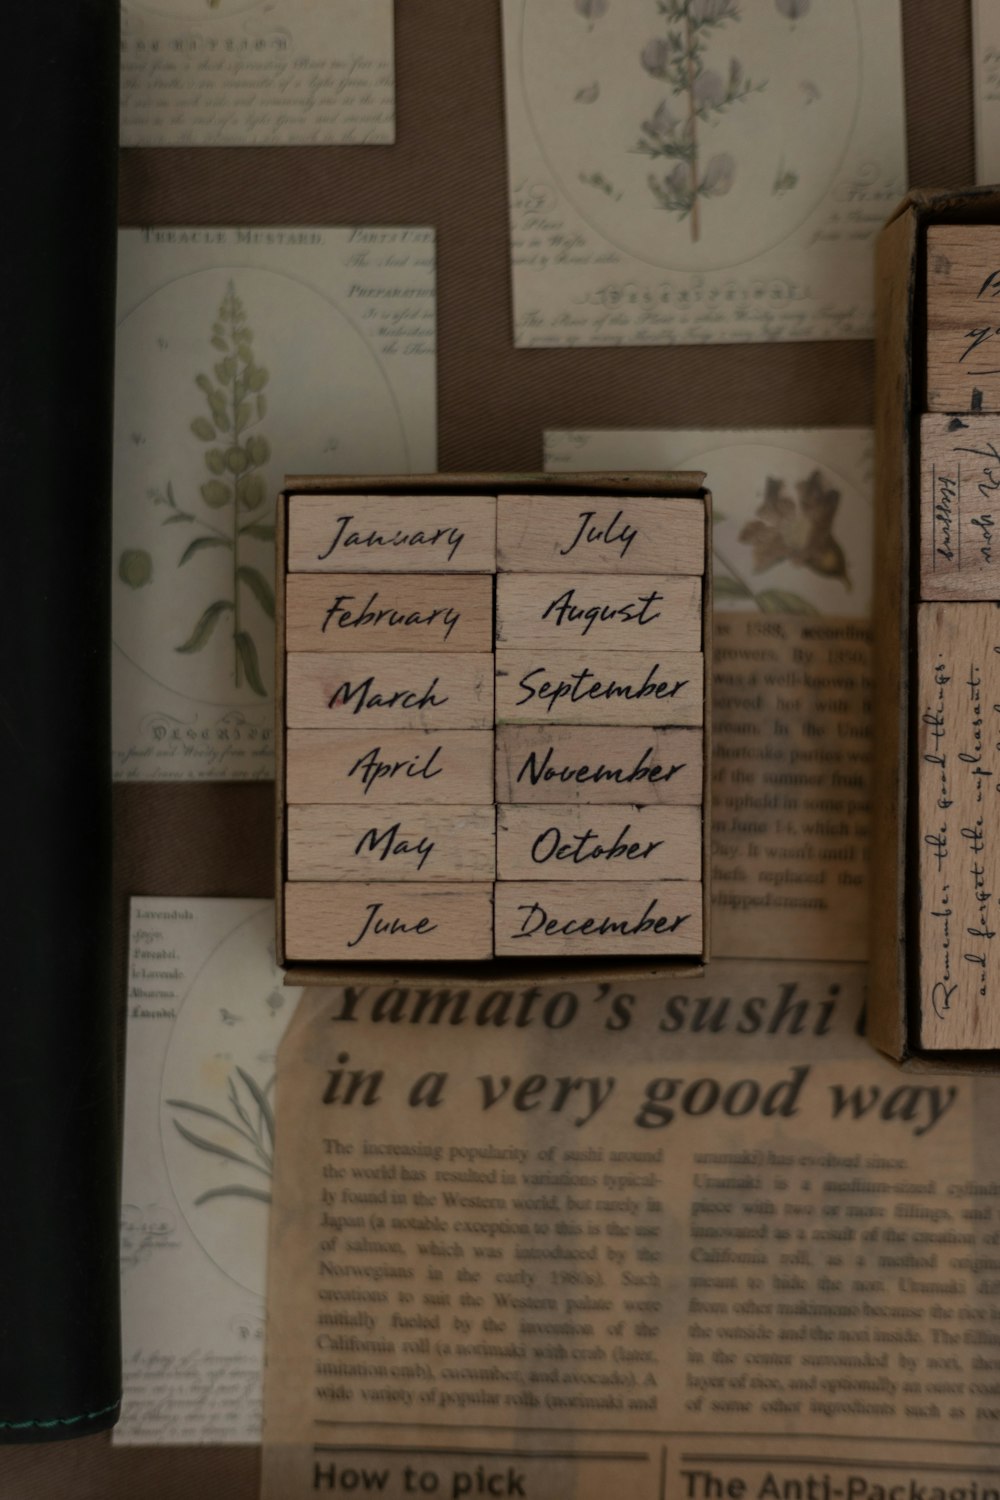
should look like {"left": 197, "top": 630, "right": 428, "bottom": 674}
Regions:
{"left": 113, "top": 227, "right": 436, "bottom": 783}
{"left": 503, "top": 0, "right": 906, "bottom": 344}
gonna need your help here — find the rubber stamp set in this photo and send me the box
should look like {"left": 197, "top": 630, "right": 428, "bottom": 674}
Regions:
{"left": 917, "top": 226, "right": 1000, "bottom": 1049}
{"left": 276, "top": 476, "right": 710, "bottom": 976}
{"left": 874, "top": 196, "right": 1000, "bottom": 1063}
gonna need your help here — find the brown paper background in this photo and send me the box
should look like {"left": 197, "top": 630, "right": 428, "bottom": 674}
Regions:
{"left": 0, "top": 0, "right": 976, "bottom": 1493}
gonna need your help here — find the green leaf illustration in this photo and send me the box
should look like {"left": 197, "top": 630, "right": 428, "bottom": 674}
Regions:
{"left": 118, "top": 548, "right": 153, "bottom": 589}
{"left": 713, "top": 572, "right": 753, "bottom": 600}
{"left": 248, "top": 366, "right": 269, "bottom": 392}
{"left": 236, "top": 1066, "right": 276, "bottom": 1148}
{"left": 191, "top": 416, "right": 216, "bottom": 441}
{"left": 194, "top": 1185, "right": 271, "bottom": 1207}
{"left": 237, "top": 565, "right": 275, "bottom": 619}
{"left": 201, "top": 479, "right": 231, "bottom": 508}
{"left": 171, "top": 1118, "right": 270, "bottom": 1177}
{"left": 176, "top": 599, "right": 233, "bottom": 653}
{"left": 226, "top": 445, "right": 249, "bottom": 475}
{"left": 205, "top": 448, "right": 226, "bottom": 475}
{"left": 240, "top": 519, "right": 275, "bottom": 541}
{"left": 238, "top": 472, "right": 267, "bottom": 512}
{"left": 179, "top": 535, "right": 233, "bottom": 566}
{"left": 246, "top": 434, "right": 271, "bottom": 467}
{"left": 168, "top": 1064, "right": 276, "bottom": 1212}
{"left": 166, "top": 1096, "right": 264, "bottom": 1155}
{"left": 755, "top": 588, "right": 820, "bottom": 616}
{"left": 236, "top": 630, "right": 267, "bottom": 696}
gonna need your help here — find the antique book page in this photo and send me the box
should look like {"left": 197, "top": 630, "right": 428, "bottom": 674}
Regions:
{"left": 974, "top": 0, "right": 1000, "bottom": 184}
{"left": 502, "top": 0, "right": 906, "bottom": 346}
{"left": 116, "top": 899, "right": 300, "bottom": 1444}
{"left": 546, "top": 427, "right": 873, "bottom": 962}
{"left": 121, "top": 0, "right": 394, "bottom": 147}
{"left": 262, "top": 966, "right": 1000, "bottom": 1497}
{"left": 113, "top": 226, "right": 436, "bottom": 782}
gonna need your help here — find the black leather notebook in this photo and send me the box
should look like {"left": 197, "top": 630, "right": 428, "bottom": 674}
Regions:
{"left": 0, "top": 0, "right": 121, "bottom": 1443}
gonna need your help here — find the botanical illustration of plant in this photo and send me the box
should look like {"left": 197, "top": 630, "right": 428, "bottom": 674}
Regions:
{"left": 166, "top": 1065, "right": 275, "bottom": 1207}
{"left": 118, "top": 280, "right": 275, "bottom": 697}
{"left": 636, "top": 0, "right": 766, "bottom": 241}
{"left": 574, "top": 0, "right": 609, "bottom": 25}
{"left": 714, "top": 470, "right": 851, "bottom": 614}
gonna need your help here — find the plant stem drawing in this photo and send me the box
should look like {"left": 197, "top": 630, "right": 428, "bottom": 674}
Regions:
{"left": 166, "top": 1066, "right": 275, "bottom": 1207}
{"left": 119, "top": 280, "right": 275, "bottom": 698}
{"left": 713, "top": 470, "right": 851, "bottom": 614}
{"left": 636, "top": 0, "right": 765, "bottom": 241}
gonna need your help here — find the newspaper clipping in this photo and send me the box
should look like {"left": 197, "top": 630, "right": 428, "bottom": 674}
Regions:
{"left": 262, "top": 963, "right": 1000, "bottom": 1498}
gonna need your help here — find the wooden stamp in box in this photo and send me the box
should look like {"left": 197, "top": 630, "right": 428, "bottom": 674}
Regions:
{"left": 275, "top": 473, "right": 712, "bottom": 985}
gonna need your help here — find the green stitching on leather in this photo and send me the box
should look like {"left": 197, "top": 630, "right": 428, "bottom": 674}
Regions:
{"left": 0, "top": 1399, "right": 119, "bottom": 1431}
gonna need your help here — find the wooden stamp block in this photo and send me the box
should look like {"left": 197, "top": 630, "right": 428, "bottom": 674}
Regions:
{"left": 495, "top": 725, "right": 703, "bottom": 805}
{"left": 496, "top": 573, "right": 702, "bottom": 652}
{"left": 286, "top": 574, "right": 493, "bottom": 653}
{"left": 917, "top": 602, "right": 1000, "bottom": 1049}
{"left": 285, "top": 882, "right": 494, "bottom": 962}
{"left": 497, "top": 804, "right": 701, "bottom": 882}
{"left": 287, "top": 805, "right": 496, "bottom": 882}
{"left": 927, "top": 226, "right": 1000, "bottom": 413}
{"left": 496, "top": 495, "right": 704, "bottom": 574}
{"left": 495, "top": 650, "right": 703, "bottom": 726}
{"left": 288, "top": 495, "right": 496, "bottom": 572}
{"left": 920, "top": 414, "right": 1000, "bottom": 599}
{"left": 287, "top": 652, "right": 493, "bottom": 730}
{"left": 493, "top": 880, "right": 703, "bottom": 957}
{"left": 286, "top": 729, "right": 495, "bottom": 805}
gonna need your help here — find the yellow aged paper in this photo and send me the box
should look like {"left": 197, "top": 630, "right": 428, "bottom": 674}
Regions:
{"left": 263, "top": 966, "right": 1000, "bottom": 1498}
{"left": 502, "top": 0, "right": 906, "bottom": 346}
{"left": 546, "top": 428, "right": 873, "bottom": 963}
{"left": 117, "top": 898, "right": 300, "bottom": 1444}
{"left": 121, "top": 0, "right": 394, "bottom": 147}
{"left": 112, "top": 227, "right": 436, "bottom": 783}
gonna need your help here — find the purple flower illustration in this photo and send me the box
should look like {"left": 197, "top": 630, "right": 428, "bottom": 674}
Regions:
{"left": 635, "top": 0, "right": 765, "bottom": 240}
{"left": 701, "top": 151, "right": 735, "bottom": 195}
{"left": 692, "top": 69, "right": 726, "bottom": 107}
{"left": 575, "top": 0, "right": 609, "bottom": 21}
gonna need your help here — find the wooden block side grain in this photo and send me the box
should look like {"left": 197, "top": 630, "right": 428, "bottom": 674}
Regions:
{"left": 496, "top": 573, "right": 702, "bottom": 652}
{"left": 917, "top": 601, "right": 1000, "bottom": 1049}
{"left": 288, "top": 495, "right": 497, "bottom": 572}
{"left": 493, "top": 880, "right": 703, "bottom": 957}
{"left": 495, "top": 650, "right": 703, "bottom": 726}
{"left": 287, "top": 805, "right": 496, "bottom": 882}
{"left": 920, "top": 414, "right": 1000, "bottom": 599}
{"left": 286, "top": 574, "right": 494, "bottom": 653}
{"left": 926, "top": 226, "right": 1000, "bottom": 413}
{"left": 286, "top": 729, "right": 496, "bottom": 805}
{"left": 287, "top": 652, "right": 494, "bottom": 729}
{"left": 496, "top": 495, "right": 704, "bottom": 574}
{"left": 285, "top": 882, "right": 494, "bottom": 962}
{"left": 495, "top": 726, "right": 704, "bottom": 804}
{"left": 497, "top": 804, "right": 701, "bottom": 882}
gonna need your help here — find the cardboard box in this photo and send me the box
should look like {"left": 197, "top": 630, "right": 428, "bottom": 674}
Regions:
{"left": 276, "top": 472, "right": 712, "bottom": 985}
{"left": 873, "top": 187, "right": 1000, "bottom": 1070}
